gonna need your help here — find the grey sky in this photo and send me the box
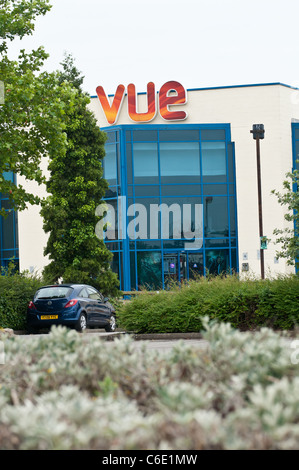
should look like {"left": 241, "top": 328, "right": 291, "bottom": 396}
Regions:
{"left": 7, "top": 0, "right": 299, "bottom": 95}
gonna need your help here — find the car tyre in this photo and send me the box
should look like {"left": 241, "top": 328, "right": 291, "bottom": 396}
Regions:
{"left": 105, "top": 314, "right": 116, "bottom": 332}
{"left": 76, "top": 313, "right": 87, "bottom": 332}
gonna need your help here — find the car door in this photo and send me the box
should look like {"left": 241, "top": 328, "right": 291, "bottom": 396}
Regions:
{"left": 87, "top": 287, "right": 111, "bottom": 326}
{"left": 78, "top": 287, "right": 92, "bottom": 324}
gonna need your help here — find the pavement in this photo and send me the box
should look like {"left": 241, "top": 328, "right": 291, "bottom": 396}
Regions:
{"left": 8, "top": 328, "right": 204, "bottom": 341}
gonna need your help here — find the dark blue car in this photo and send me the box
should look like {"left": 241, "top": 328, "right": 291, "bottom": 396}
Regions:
{"left": 27, "top": 284, "right": 116, "bottom": 333}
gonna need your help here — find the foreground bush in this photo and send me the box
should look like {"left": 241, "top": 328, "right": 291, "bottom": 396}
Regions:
{"left": 0, "top": 264, "right": 44, "bottom": 330}
{"left": 118, "top": 275, "right": 299, "bottom": 333}
{"left": 0, "top": 319, "right": 298, "bottom": 450}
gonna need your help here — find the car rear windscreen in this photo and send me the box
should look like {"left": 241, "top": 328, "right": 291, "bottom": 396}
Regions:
{"left": 35, "top": 286, "right": 73, "bottom": 299}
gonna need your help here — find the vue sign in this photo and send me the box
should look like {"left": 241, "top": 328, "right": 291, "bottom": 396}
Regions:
{"left": 96, "top": 81, "right": 188, "bottom": 125}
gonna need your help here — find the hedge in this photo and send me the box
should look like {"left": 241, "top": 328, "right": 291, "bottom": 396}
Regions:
{"left": 118, "top": 275, "right": 299, "bottom": 333}
{"left": 0, "top": 264, "right": 44, "bottom": 330}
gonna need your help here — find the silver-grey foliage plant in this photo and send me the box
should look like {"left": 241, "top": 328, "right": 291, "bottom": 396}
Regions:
{"left": 0, "top": 318, "right": 298, "bottom": 450}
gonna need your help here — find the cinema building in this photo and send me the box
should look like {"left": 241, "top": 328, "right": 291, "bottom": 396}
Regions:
{"left": 4, "top": 81, "right": 299, "bottom": 291}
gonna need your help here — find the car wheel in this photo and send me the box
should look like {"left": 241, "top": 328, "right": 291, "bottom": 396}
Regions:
{"left": 76, "top": 313, "right": 87, "bottom": 332}
{"left": 105, "top": 314, "right": 116, "bottom": 332}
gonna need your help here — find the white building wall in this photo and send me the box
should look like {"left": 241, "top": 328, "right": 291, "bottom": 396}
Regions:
{"left": 18, "top": 83, "right": 299, "bottom": 277}
{"left": 89, "top": 83, "right": 299, "bottom": 278}
{"left": 17, "top": 156, "right": 49, "bottom": 275}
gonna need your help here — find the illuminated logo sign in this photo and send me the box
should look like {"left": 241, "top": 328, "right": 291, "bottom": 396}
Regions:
{"left": 96, "top": 81, "right": 188, "bottom": 125}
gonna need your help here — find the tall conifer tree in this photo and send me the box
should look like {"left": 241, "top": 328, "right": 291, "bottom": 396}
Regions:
{"left": 41, "top": 54, "right": 119, "bottom": 296}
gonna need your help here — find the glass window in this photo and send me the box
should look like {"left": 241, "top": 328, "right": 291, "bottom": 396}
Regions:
{"left": 136, "top": 240, "right": 161, "bottom": 250}
{"left": 103, "top": 198, "right": 118, "bottom": 241}
{"left": 1, "top": 211, "right": 14, "bottom": 249}
{"left": 130, "top": 251, "right": 136, "bottom": 291}
{"left": 137, "top": 251, "right": 162, "bottom": 290}
{"left": 203, "top": 184, "right": 227, "bottom": 195}
{"left": 106, "top": 132, "right": 116, "bottom": 143}
{"left": 163, "top": 239, "right": 185, "bottom": 249}
{"left": 227, "top": 143, "right": 235, "bottom": 182}
{"left": 79, "top": 288, "right": 89, "bottom": 298}
{"left": 133, "top": 130, "right": 158, "bottom": 141}
{"left": 229, "top": 196, "right": 236, "bottom": 237}
{"left": 110, "top": 252, "right": 120, "bottom": 280}
{"left": 205, "top": 238, "right": 230, "bottom": 248}
{"left": 105, "top": 186, "right": 119, "bottom": 198}
{"left": 1, "top": 200, "right": 13, "bottom": 210}
{"left": 104, "top": 145, "right": 117, "bottom": 184}
{"left": 159, "top": 142, "right": 200, "bottom": 182}
{"left": 159, "top": 129, "right": 199, "bottom": 141}
{"left": 133, "top": 142, "right": 158, "bottom": 183}
{"left": 204, "top": 196, "right": 229, "bottom": 238}
{"left": 3, "top": 171, "right": 14, "bottom": 183}
{"left": 205, "top": 249, "right": 229, "bottom": 275}
{"left": 202, "top": 141, "right": 226, "bottom": 182}
{"left": 230, "top": 249, "right": 238, "bottom": 273}
{"left": 128, "top": 197, "right": 160, "bottom": 240}
{"left": 295, "top": 141, "right": 299, "bottom": 170}
{"left": 126, "top": 143, "right": 133, "bottom": 184}
{"left": 134, "top": 185, "right": 160, "bottom": 197}
{"left": 161, "top": 197, "right": 203, "bottom": 241}
{"left": 35, "top": 286, "right": 73, "bottom": 299}
{"left": 188, "top": 253, "right": 204, "bottom": 279}
{"left": 161, "top": 184, "right": 201, "bottom": 196}
{"left": 201, "top": 129, "right": 226, "bottom": 140}
{"left": 87, "top": 287, "right": 102, "bottom": 300}
{"left": 105, "top": 241, "right": 120, "bottom": 251}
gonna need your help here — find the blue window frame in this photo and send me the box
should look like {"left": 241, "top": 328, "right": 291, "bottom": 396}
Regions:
{"left": 102, "top": 124, "right": 238, "bottom": 291}
{"left": 0, "top": 172, "right": 19, "bottom": 271}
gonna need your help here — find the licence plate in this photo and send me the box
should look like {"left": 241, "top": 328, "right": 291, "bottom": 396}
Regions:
{"left": 41, "top": 315, "right": 58, "bottom": 320}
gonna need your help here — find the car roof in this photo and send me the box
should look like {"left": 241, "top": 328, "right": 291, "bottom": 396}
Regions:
{"left": 37, "top": 284, "right": 96, "bottom": 289}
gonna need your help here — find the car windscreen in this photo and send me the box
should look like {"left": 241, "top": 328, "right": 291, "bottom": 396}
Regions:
{"left": 35, "top": 286, "right": 73, "bottom": 299}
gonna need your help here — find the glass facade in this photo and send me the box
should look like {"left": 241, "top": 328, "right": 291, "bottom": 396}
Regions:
{"left": 102, "top": 124, "right": 238, "bottom": 291}
{"left": 0, "top": 171, "right": 19, "bottom": 270}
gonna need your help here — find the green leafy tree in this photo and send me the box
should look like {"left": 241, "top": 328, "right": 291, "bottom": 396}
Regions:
{"left": 0, "top": 0, "right": 74, "bottom": 215}
{"left": 40, "top": 54, "right": 119, "bottom": 296}
{"left": 272, "top": 170, "right": 299, "bottom": 268}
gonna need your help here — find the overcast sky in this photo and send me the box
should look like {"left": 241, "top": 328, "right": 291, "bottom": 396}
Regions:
{"left": 7, "top": 0, "right": 299, "bottom": 95}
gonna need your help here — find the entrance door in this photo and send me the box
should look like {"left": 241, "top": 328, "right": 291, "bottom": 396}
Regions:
{"left": 163, "top": 252, "right": 187, "bottom": 287}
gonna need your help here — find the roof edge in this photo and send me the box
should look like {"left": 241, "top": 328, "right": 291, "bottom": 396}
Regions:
{"left": 90, "top": 82, "right": 299, "bottom": 99}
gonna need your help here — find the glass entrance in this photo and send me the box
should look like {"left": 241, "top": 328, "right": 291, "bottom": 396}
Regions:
{"left": 163, "top": 252, "right": 187, "bottom": 287}
{"left": 163, "top": 251, "right": 205, "bottom": 287}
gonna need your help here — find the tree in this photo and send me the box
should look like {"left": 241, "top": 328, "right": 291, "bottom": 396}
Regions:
{"left": 40, "top": 54, "right": 119, "bottom": 296}
{"left": 0, "top": 0, "right": 74, "bottom": 216}
{"left": 272, "top": 170, "right": 299, "bottom": 268}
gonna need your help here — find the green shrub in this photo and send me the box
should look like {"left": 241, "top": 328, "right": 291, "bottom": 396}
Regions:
{"left": 0, "top": 263, "right": 44, "bottom": 330}
{"left": 118, "top": 275, "right": 299, "bottom": 333}
{"left": 0, "top": 319, "right": 298, "bottom": 449}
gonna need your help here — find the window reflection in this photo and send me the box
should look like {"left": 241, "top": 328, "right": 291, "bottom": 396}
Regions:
{"left": 204, "top": 196, "right": 229, "bottom": 238}
{"left": 202, "top": 142, "right": 226, "bottom": 183}
{"left": 160, "top": 142, "right": 200, "bottom": 179}
{"left": 104, "top": 145, "right": 117, "bottom": 184}
{"left": 133, "top": 142, "right": 158, "bottom": 184}
{"left": 137, "top": 251, "right": 162, "bottom": 290}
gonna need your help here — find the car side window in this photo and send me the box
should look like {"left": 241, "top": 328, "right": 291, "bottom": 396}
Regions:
{"left": 87, "top": 287, "right": 103, "bottom": 301}
{"left": 79, "top": 288, "right": 89, "bottom": 298}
